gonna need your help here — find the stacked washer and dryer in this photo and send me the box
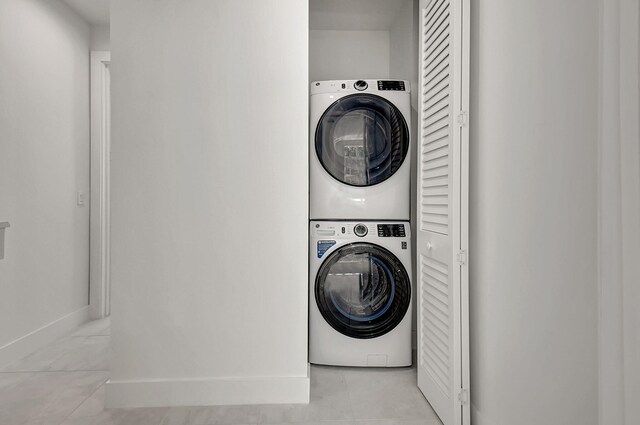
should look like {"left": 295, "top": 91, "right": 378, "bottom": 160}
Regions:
{"left": 309, "top": 79, "right": 413, "bottom": 367}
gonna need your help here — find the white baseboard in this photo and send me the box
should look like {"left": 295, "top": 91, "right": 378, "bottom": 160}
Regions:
{"left": 0, "top": 306, "right": 90, "bottom": 368}
{"left": 106, "top": 365, "right": 311, "bottom": 408}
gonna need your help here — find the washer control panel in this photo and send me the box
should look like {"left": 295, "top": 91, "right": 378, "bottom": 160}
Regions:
{"left": 377, "top": 224, "right": 406, "bottom": 237}
{"left": 312, "top": 222, "right": 409, "bottom": 239}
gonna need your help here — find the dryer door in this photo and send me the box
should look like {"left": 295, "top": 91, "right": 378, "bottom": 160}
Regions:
{"left": 315, "top": 242, "right": 411, "bottom": 339}
{"left": 315, "top": 94, "right": 409, "bottom": 187}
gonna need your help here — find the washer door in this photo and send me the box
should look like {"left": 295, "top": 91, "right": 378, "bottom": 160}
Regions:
{"left": 315, "top": 94, "right": 409, "bottom": 187}
{"left": 315, "top": 243, "right": 411, "bottom": 339}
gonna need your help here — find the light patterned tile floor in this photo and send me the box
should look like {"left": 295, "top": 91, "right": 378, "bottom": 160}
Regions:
{"left": 0, "top": 319, "right": 442, "bottom": 425}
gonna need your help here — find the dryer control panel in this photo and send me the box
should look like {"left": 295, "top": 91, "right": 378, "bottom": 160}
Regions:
{"left": 377, "top": 80, "right": 406, "bottom": 91}
{"left": 310, "top": 79, "right": 410, "bottom": 95}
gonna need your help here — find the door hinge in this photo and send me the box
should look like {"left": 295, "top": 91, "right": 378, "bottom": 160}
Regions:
{"left": 457, "top": 388, "right": 469, "bottom": 405}
{"left": 457, "top": 111, "right": 468, "bottom": 127}
{"left": 456, "top": 250, "right": 467, "bottom": 265}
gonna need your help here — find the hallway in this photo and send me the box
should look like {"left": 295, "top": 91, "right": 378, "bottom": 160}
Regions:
{"left": 0, "top": 319, "right": 440, "bottom": 425}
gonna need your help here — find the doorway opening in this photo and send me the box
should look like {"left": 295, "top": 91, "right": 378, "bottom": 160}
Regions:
{"left": 89, "top": 50, "right": 112, "bottom": 320}
{"left": 308, "top": 1, "right": 470, "bottom": 424}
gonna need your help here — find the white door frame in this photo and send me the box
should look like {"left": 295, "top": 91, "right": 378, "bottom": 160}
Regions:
{"left": 89, "top": 51, "right": 111, "bottom": 319}
{"left": 416, "top": 1, "right": 470, "bottom": 424}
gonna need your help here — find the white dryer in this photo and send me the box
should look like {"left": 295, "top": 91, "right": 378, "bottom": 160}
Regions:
{"left": 309, "top": 220, "right": 412, "bottom": 367}
{"left": 310, "top": 79, "right": 412, "bottom": 221}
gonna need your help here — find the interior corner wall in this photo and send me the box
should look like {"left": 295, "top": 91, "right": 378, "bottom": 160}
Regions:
{"left": 90, "top": 24, "right": 110, "bottom": 51}
{"left": 389, "top": 0, "right": 419, "bottom": 351}
{"left": 309, "top": 30, "right": 390, "bottom": 82}
{"left": 389, "top": 0, "right": 419, "bottom": 111}
{"left": 108, "top": 0, "right": 309, "bottom": 408}
{"left": 469, "top": 1, "right": 600, "bottom": 424}
{"left": 0, "top": 0, "right": 91, "bottom": 364}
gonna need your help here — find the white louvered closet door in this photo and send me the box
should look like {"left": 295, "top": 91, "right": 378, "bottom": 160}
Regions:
{"left": 416, "top": 0, "right": 469, "bottom": 425}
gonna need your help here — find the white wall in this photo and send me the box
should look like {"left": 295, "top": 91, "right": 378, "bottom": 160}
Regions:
{"left": 600, "top": 0, "right": 640, "bottom": 424}
{"left": 309, "top": 30, "right": 389, "bottom": 81}
{"left": 599, "top": 1, "right": 625, "bottom": 423}
{"left": 389, "top": 0, "right": 418, "bottom": 111}
{"left": 619, "top": 3, "right": 640, "bottom": 423}
{"left": 90, "top": 24, "right": 110, "bottom": 51}
{"left": 469, "top": 1, "right": 600, "bottom": 424}
{"left": 0, "top": 0, "right": 90, "bottom": 364}
{"left": 107, "top": 0, "right": 309, "bottom": 408}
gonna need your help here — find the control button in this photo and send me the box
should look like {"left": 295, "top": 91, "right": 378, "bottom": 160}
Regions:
{"left": 354, "top": 80, "right": 368, "bottom": 91}
{"left": 354, "top": 224, "right": 368, "bottom": 237}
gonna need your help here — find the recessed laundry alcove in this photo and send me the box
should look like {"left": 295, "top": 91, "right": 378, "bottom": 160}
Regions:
{"left": 309, "top": 0, "right": 421, "bottom": 351}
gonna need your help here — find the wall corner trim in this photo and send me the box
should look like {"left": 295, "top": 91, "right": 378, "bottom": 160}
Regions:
{"left": 105, "top": 365, "right": 311, "bottom": 408}
{"left": 0, "top": 306, "right": 90, "bottom": 368}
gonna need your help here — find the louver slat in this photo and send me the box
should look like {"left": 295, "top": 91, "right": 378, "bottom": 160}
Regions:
{"left": 420, "top": 0, "right": 451, "bottom": 236}
{"left": 420, "top": 254, "right": 451, "bottom": 395}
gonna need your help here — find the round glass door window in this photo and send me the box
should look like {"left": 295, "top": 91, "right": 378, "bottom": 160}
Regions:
{"left": 315, "top": 243, "right": 411, "bottom": 339}
{"left": 315, "top": 94, "right": 409, "bottom": 187}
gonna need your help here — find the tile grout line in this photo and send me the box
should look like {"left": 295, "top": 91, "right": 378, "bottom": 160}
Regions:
{"left": 66, "top": 334, "right": 111, "bottom": 338}
{"left": 54, "top": 378, "right": 108, "bottom": 425}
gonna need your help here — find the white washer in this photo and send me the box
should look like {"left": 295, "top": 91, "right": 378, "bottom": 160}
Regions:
{"left": 310, "top": 79, "right": 412, "bottom": 221}
{"left": 309, "top": 220, "right": 412, "bottom": 367}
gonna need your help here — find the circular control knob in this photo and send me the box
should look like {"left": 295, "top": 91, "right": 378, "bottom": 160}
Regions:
{"left": 354, "top": 80, "right": 368, "bottom": 91}
{"left": 354, "top": 223, "right": 368, "bottom": 237}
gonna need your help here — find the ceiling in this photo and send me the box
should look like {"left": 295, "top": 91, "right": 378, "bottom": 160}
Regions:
{"left": 60, "top": 0, "right": 406, "bottom": 30}
{"left": 62, "top": 0, "right": 110, "bottom": 25}
{"left": 309, "top": 0, "right": 407, "bottom": 31}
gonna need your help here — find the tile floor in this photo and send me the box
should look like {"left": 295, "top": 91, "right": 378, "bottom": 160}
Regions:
{"left": 0, "top": 318, "right": 442, "bottom": 425}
